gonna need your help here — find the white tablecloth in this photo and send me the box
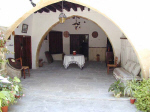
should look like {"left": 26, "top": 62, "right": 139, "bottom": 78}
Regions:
{"left": 63, "top": 54, "right": 85, "bottom": 69}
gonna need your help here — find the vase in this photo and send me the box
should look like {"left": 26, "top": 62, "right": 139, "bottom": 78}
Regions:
{"left": 73, "top": 51, "right": 76, "bottom": 55}
{"left": 130, "top": 98, "right": 136, "bottom": 104}
{"left": 1, "top": 106, "right": 8, "bottom": 112}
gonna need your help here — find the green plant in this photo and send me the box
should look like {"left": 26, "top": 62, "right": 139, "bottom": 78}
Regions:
{"left": 124, "top": 79, "right": 140, "bottom": 98}
{"left": 0, "top": 91, "right": 7, "bottom": 107}
{"left": 133, "top": 78, "right": 150, "bottom": 112}
{"left": 108, "top": 80, "right": 125, "bottom": 97}
{"left": 1, "top": 90, "right": 16, "bottom": 106}
{"left": 0, "top": 31, "right": 6, "bottom": 48}
{"left": 10, "top": 77, "right": 23, "bottom": 97}
{"left": 0, "top": 90, "right": 16, "bottom": 112}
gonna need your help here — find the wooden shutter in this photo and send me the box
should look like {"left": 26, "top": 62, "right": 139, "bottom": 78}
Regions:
{"left": 49, "top": 31, "right": 63, "bottom": 54}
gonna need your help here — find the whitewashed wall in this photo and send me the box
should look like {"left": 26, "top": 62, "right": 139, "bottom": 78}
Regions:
{"left": 5, "top": 8, "right": 122, "bottom": 68}
{"left": 32, "top": 9, "right": 122, "bottom": 68}
{"left": 121, "top": 39, "right": 139, "bottom": 67}
{"left": 5, "top": 15, "right": 33, "bottom": 59}
{"left": 39, "top": 17, "right": 107, "bottom": 61}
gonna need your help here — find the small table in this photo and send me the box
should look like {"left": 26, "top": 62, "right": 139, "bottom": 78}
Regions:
{"left": 63, "top": 54, "right": 85, "bottom": 69}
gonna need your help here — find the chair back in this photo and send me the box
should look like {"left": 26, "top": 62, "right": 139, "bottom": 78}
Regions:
{"left": 114, "top": 57, "right": 118, "bottom": 66}
{"left": 16, "top": 58, "right": 23, "bottom": 66}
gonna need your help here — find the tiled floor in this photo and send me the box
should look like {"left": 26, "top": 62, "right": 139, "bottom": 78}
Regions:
{"left": 9, "top": 61, "right": 138, "bottom": 112}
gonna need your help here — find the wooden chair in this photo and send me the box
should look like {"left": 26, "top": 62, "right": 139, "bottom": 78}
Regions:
{"left": 107, "top": 57, "right": 118, "bottom": 74}
{"left": 16, "top": 58, "right": 30, "bottom": 79}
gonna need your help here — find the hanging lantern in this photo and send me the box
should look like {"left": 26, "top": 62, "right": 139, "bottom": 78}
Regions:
{"left": 59, "top": 0, "right": 67, "bottom": 23}
{"left": 59, "top": 12, "right": 67, "bottom": 23}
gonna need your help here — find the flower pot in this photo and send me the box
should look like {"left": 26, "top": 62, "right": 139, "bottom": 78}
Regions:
{"left": 73, "top": 51, "right": 76, "bottom": 55}
{"left": 1, "top": 106, "right": 8, "bottom": 112}
{"left": 130, "top": 98, "right": 136, "bottom": 104}
{"left": 15, "top": 95, "right": 21, "bottom": 99}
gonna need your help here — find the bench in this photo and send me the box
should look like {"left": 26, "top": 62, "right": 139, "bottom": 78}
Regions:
{"left": 113, "top": 60, "right": 142, "bottom": 83}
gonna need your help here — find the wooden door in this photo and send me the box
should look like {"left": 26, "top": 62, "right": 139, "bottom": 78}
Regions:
{"left": 14, "top": 35, "right": 32, "bottom": 68}
{"left": 22, "top": 36, "right": 32, "bottom": 68}
{"left": 49, "top": 31, "right": 63, "bottom": 54}
{"left": 70, "top": 34, "right": 89, "bottom": 60}
{"left": 70, "top": 35, "right": 80, "bottom": 54}
{"left": 14, "top": 35, "right": 23, "bottom": 59}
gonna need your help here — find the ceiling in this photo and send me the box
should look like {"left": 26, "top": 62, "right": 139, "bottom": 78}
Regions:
{"left": 35, "top": 1, "right": 90, "bottom": 13}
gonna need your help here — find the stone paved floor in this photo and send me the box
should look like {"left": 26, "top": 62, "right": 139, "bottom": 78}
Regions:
{"left": 9, "top": 61, "right": 138, "bottom": 112}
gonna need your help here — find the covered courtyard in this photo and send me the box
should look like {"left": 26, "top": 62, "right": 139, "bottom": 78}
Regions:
{"left": 9, "top": 61, "right": 137, "bottom": 112}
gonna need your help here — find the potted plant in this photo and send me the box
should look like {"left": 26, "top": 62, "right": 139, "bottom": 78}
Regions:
{"left": 0, "top": 90, "right": 16, "bottom": 112}
{"left": 133, "top": 78, "right": 150, "bottom": 112}
{"left": 124, "top": 79, "right": 139, "bottom": 104}
{"left": 0, "top": 92, "right": 7, "bottom": 112}
{"left": 15, "top": 83, "right": 23, "bottom": 98}
{"left": 11, "top": 77, "right": 23, "bottom": 98}
{"left": 108, "top": 80, "right": 125, "bottom": 98}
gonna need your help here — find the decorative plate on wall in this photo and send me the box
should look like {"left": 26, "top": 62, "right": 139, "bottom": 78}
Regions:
{"left": 64, "top": 31, "right": 69, "bottom": 38}
{"left": 92, "top": 31, "right": 98, "bottom": 38}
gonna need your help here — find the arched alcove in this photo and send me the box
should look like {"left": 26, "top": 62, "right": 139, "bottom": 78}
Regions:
{"left": 36, "top": 15, "right": 115, "bottom": 67}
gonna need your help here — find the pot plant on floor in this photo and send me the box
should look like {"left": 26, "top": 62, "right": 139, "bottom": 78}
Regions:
{"left": 7, "top": 77, "right": 23, "bottom": 98}
{"left": 0, "top": 90, "right": 16, "bottom": 112}
{"left": 108, "top": 79, "right": 125, "bottom": 98}
{"left": 0, "top": 92, "right": 7, "bottom": 112}
{"left": 124, "top": 79, "right": 140, "bottom": 104}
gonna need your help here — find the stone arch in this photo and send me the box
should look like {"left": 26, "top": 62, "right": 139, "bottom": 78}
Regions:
{"left": 36, "top": 15, "right": 115, "bottom": 68}
{"left": 4, "top": 0, "right": 149, "bottom": 78}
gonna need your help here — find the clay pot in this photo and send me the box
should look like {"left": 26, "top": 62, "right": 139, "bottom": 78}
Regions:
{"left": 130, "top": 98, "right": 136, "bottom": 104}
{"left": 1, "top": 106, "right": 8, "bottom": 112}
{"left": 15, "top": 95, "right": 21, "bottom": 99}
{"left": 73, "top": 51, "right": 76, "bottom": 55}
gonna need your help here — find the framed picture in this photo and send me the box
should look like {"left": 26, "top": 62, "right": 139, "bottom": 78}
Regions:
{"left": 22, "top": 24, "right": 28, "bottom": 33}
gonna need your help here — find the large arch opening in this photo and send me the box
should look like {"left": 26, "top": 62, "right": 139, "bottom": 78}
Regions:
{"left": 3, "top": 0, "right": 149, "bottom": 78}
{"left": 36, "top": 15, "right": 115, "bottom": 68}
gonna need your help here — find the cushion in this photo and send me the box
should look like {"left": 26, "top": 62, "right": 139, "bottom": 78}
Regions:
{"left": 8, "top": 58, "right": 22, "bottom": 69}
{"left": 124, "top": 60, "right": 132, "bottom": 71}
{"left": 131, "top": 63, "right": 141, "bottom": 76}
{"left": 128, "top": 62, "right": 136, "bottom": 73}
{"left": 113, "top": 67, "right": 142, "bottom": 82}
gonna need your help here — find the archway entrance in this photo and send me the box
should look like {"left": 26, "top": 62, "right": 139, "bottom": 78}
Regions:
{"left": 3, "top": 0, "right": 149, "bottom": 78}
{"left": 37, "top": 15, "right": 114, "bottom": 68}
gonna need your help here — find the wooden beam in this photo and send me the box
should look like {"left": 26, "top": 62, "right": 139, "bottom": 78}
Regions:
{"left": 58, "top": 1, "right": 70, "bottom": 12}
{"left": 78, "top": 5, "right": 84, "bottom": 11}
{"left": 46, "top": 6, "right": 56, "bottom": 12}
{"left": 51, "top": 4, "right": 62, "bottom": 12}
{"left": 71, "top": 3, "right": 77, "bottom": 11}
{"left": 37, "top": 9, "right": 43, "bottom": 13}
{"left": 42, "top": 7, "right": 50, "bottom": 13}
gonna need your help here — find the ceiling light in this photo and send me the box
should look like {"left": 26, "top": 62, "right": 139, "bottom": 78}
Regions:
{"left": 59, "top": 0, "right": 67, "bottom": 23}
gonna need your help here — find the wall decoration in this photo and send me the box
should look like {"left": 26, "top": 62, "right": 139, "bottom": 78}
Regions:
{"left": 72, "top": 16, "right": 81, "bottom": 30}
{"left": 22, "top": 24, "right": 28, "bottom": 33}
{"left": 64, "top": 31, "right": 69, "bottom": 38}
{"left": 12, "top": 31, "right": 15, "bottom": 35}
{"left": 92, "top": 31, "right": 98, "bottom": 38}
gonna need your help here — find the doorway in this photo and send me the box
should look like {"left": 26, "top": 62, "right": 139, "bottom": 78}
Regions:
{"left": 14, "top": 35, "right": 32, "bottom": 68}
{"left": 70, "top": 34, "right": 89, "bottom": 60}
